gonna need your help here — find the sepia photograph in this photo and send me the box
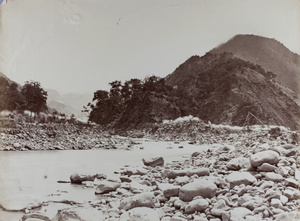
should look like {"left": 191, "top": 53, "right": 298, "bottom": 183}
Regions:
{"left": 0, "top": 0, "right": 299, "bottom": 220}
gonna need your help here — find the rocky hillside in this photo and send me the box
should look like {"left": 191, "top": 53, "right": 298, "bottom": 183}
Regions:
{"left": 87, "top": 35, "right": 300, "bottom": 130}
{"left": 165, "top": 52, "right": 300, "bottom": 130}
{"left": 210, "top": 34, "right": 300, "bottom": 97}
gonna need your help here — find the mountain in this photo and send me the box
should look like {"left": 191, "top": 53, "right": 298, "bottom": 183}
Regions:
{"left": 210, "top": 34, "right": 300, "bottom": 97}
{"left": 0, "top": 72, "right": 21, "bottom": 89}
{"left": 88, "top": 35, "right": 300, "bottom": 130}
{"left": 46, "top": 89, "right": 92, "bottom": 118}
{"left": 165, "top": 52, "right": 300, "bottom": 130}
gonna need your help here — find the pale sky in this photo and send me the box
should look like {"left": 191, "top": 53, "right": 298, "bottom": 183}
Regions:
{"left": 0, "top": 0, "right": 299, "bottom": 94}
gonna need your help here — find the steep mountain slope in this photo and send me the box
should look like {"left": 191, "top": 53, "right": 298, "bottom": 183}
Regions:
{"left": 210, "top": 34, "right": 300, "bottom": 97}
{"left": 165, "top": 53, "right": 300, "bottom": 130}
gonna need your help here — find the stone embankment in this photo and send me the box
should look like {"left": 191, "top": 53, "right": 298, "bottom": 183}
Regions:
{"left": 19, "top": 130, "right": 300, "bottom": 221}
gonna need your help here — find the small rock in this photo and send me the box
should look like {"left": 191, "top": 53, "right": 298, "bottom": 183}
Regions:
{"left": 174, "top": 176, "right": 190, "bottom": 185}
{"left": 226, "top": 157, "right": 250, "bottom": 171}
{"left": 185, "top": 198, "right": 209, "bottom": 213}
{"left": 162, "top": 169, "right": 188, "bottom": 179}
{"left": 95, "top": 180, "right": 121, "bottom": 194}
{"left": 188, "top": 168, "right": 210, "bottom": 177}
{"left": 119, "top": 192, "right": 156, "bottom": 211}
{"left": 270, "top": 198, "right": 283, "bottom": 209}
{"left": 130, "top": 181, "right": 152, "bottom": 193}
{"left": 284, "top": 178, "right": 299, "bottom": 188}
{"left": 53, "top": 206, "right": 104, "bottom": 221}
{"left": 280, "top": 195, "right": 288, "bottom": 205}
{"left": 229, "top": 207, "right": 252, "bottom": 221}
{"left": 264, "top": 172, "right": 284, "bottom": 182}
{"left": 275, "top": 211, "right": 298, "bottom": 221}
{"left": 257, "top": 163, "right": 277, "bottom": 172}
{"left": 158, "top": 183, "right": 180, "bottom": 198}
{"left": 119, "top": 207, "right": 160, "bottom": 221}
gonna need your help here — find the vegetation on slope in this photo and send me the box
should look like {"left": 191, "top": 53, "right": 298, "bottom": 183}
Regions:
{"left": 0, "top": 77, "right": 48, "bottom": 115}
{"left": 87, "top": 52, "right": 299, "bottom": 130}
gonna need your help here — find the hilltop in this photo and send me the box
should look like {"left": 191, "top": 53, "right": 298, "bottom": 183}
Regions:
{"left": 210, "top": 34, "right": 300, "bottom": 97}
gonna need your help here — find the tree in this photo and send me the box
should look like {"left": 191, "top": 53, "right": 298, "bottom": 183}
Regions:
{"left": 21, "top": 81, "right": 48, "bottom": 116}
{"left": 0, "top": 77, "right": 23, "bottom": 111}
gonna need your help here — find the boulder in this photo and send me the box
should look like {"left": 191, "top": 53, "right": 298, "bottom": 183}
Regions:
{"left": 226, "top": 172, "right": 257, "bottom": 188}
{"left": 226, "top": 157, "right": 250, "bottom": 171}
{"left": 264, "top": 172, "right": 284, "bottom": 182}
{"left": 142, "top": 157, "right": 164, "bottom": 167}
{"left": 250, "top": 150, "right": 279, "bottom": 168}
{"left": 95, "top": 180, "right": 121, "bottom": 194}
{"left": 119, "top": 207, "right": 160, "bottom": 221}
{"left": 179, "top": 179, "right": 217, "bottom": 202}
{"left": 70, "top": 173, "right": 96, "bottom": 184}
{"left": 257, "top": 163, "right": 277, "bottom": 172}
{"left": 158, "top": 183, "right": 180, "bottom": 198}
{"left": 185, "top": 198, "right": 209, "bottom": 213}
{"left": 187, "top": 168, "right": 210, "bottom": 177}
{"left": 229, "top": 207, "right": 252, "bottom": 221}
{"left": 275, "top": 211, "right": 298, "bottom": 221}
{"left": 130, "top": 181, "right": 152, "bottom": 193}
{"left": 52, "top": 206, "right": 104, "bottom": 221}
{"left": 174, "top": 176, "right": 190, "bottom": 185}
{"left": 284, "top": 178, "right": 299, "bottom": 188}
{"left": 119, "top": 192, "right": 156, "bottom": 211}
{"left": 162, "top": 169, "right": 188, "bottom": 179}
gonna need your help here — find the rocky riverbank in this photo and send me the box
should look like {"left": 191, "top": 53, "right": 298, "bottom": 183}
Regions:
{"left": 0, "top": 121, "right": 135, "bottom": 151}
{"left": 5, "top": 127, "right": 298, "bottom": 220}
{"left": 1, "top": 118, "right": 299, "bottom": 220}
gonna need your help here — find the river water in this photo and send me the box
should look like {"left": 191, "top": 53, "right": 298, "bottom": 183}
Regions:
{"left": 0, "top": 140, "right": 209, "bottom": 220}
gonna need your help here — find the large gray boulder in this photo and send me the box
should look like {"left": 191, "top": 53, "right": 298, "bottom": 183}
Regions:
{"left": 119, "top": 207, "right": 160, "bottom": 221}
{"left": 179, "top": 179, "right": 217, "bottom": 202}
{"left": 95, "top": 180, "right": 121, "bottom": 194}
{"left": 70, "top": 173, "right": 96, "bottom": 184}
{"left": 142, "top": 157, "right": 164, "bottom": 167}
{"left": 119, "top": 192, "right": 156, "bottom": 211}
{"left": 185, "top": 198, "right": 209, "bottom": 213}
{"left": 226, "top": 172, "right": 257, "bottom": 188}
{"left": 157, "top": 183, "right": 181, "bottom": 198}
{"left": 250, "top": 150, "right": 279, "bottom": 168}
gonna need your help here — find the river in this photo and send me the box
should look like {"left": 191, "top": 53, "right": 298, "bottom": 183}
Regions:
{"left": 0, "top": 140, "right": 209, "bottom": 220}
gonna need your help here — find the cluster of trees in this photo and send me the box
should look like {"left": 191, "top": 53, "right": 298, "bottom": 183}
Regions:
{"left": 86, "top": 75, "right": 172, "bottom": 125}
{"left": 0, "top": 78, "right": 48, "bottom": 116}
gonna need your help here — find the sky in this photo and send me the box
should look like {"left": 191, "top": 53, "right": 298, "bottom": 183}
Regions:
{"left": 0, "top": 0, "right": 299, "bottom": 94}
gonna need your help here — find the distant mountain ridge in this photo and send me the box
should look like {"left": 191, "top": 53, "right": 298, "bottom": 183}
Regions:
{"left": 46, "top": 89, "right": 92, "bottom": 118}
{"left": 210, "top": 34, "right": 300, "bottom": 97}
